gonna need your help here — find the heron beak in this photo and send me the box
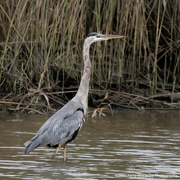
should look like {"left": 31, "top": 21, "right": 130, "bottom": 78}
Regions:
{"left": 102, "top": 35, "right": 124, "bottom": 40}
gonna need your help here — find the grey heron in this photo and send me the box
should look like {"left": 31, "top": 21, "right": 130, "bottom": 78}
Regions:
{"left": 24, "top": 32, "right": 124, "bottom": 161}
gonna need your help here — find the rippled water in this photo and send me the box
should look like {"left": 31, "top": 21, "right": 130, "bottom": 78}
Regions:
{"left": 0, "top": 110, "right": 180, "bottom": 179}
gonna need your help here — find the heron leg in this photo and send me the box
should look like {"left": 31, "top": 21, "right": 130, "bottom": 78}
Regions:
{"left": 63, "top": 145, "right": 67, "bottom": 161}
{"left": 51, "top": 144, "right": 61, "bottom": 159}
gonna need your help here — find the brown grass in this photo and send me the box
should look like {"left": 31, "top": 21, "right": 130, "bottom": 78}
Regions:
{"left": 0, "top": 0, "right": 180, "bottom": 112}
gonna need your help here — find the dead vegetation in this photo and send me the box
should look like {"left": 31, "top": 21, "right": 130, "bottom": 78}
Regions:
{"left": 0, "top": 0, "right": 180, "bottom": 114}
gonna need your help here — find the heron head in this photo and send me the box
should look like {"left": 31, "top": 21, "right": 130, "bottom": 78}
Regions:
{"left": 86, "top": 32, "right": 124, "bottom": 44}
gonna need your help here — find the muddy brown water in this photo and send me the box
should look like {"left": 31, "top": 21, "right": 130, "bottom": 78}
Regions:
{"left": 0, "top": 110, "right": 180, "bottom": 179}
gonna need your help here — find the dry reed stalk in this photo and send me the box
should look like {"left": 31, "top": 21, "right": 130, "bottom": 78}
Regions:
{"left": 0, "top": 0, "right": 179, "bottom": 112}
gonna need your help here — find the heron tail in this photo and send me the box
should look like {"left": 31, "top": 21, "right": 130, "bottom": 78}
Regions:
{"left": 24, "top": 135, "right": 40, "bottom": 154}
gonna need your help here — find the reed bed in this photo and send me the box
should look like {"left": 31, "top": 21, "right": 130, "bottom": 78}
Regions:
{"left": 0, "top": 0, "right": 180, "bottom": 113}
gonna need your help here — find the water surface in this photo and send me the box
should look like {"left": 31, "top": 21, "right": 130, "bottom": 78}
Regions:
{"left": 0, "top": 110, "right": 180, "bottom": 179}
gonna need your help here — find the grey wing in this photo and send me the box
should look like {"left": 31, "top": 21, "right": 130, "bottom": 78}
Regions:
{"left": 24, "top": 97, "right": 82, "bottom": 154}
{"left": 35, "top": 96, "right": 82, "bottom": 136}
{"left": 36, "top": 104, "right": 75, "bottom": 135}
{"left": 24, "top": 107, "right": 73, "bottom": 153}
{"left": 24, "top": 108, "right": 84, "bottom": 154}
{"left": 47, "top": 110, "right": 84, "bottom": 147}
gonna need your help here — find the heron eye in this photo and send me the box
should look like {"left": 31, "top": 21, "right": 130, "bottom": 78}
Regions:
{"left": 96, "top": 35, "right": 101, "bottom": 38}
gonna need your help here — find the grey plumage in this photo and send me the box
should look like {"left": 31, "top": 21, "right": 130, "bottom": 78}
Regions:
{"left": 24, "top": 96, "right": 83, "bottom": 154}
{"left": 24, "top": 32, "right": 124, "bottom": 160}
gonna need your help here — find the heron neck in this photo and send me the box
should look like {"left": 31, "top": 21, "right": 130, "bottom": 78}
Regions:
{"left": 75, "top": 40, "right": 91, "bottom": 114}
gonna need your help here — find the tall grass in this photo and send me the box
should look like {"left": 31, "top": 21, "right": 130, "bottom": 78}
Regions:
{"left": 0, "top": 0, "right": 179, "bottom": 108}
